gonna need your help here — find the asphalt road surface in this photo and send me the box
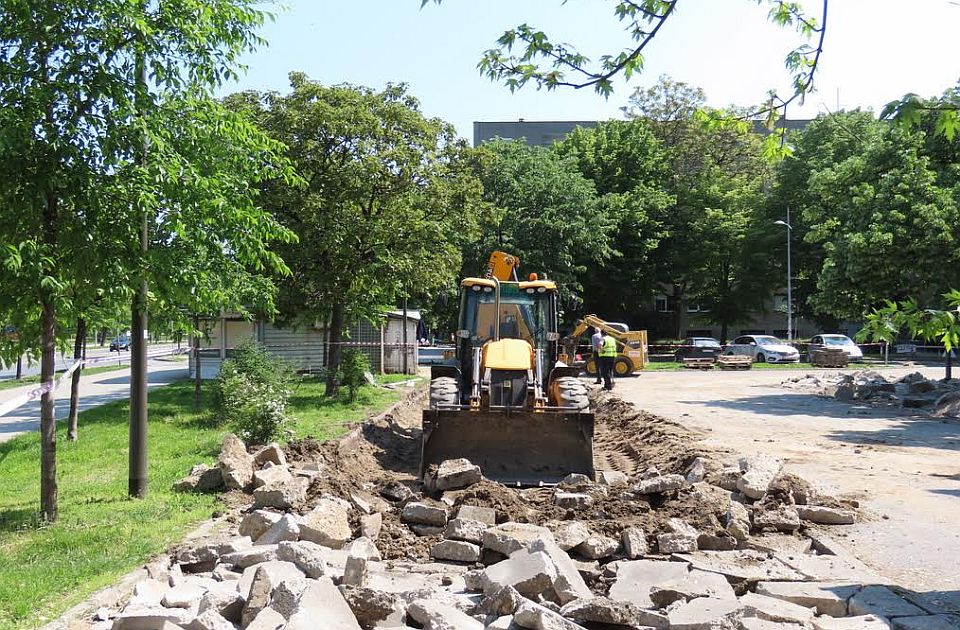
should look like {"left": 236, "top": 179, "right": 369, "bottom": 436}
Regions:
{"left": 608, "top": 364, "right": 960, "bottom": 596}
{"left": 0, "top": 358, "right": 188, "bottom": 443}
{"left": 0, "top": 343, "right": 181, "bottom": 381}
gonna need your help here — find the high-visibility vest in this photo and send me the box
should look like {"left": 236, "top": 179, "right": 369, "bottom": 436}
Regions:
{"left": 599, "top": 335, "right": 618, "bottom": 357}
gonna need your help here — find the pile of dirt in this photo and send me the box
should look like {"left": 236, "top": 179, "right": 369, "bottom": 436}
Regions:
{"left": 281, "top": 387, "right": 748, "bottom": 563}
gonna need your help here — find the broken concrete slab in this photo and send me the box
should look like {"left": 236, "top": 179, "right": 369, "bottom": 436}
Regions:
{"left": 673, "top": 551, "right": 807, "bottom": 583}
{"left": 338, "top": 585, "right": 403, "bottom": 627}
{"left": 737, "top": 455, "right": 782, "bottom": 500}
{"left": 891, "top": 615, "right": 960, "bottom": 630}
{"left": 174, "top": 464, "right": 224, "bottom": 494}
{"left": 251, "top": 477, "right": 308, "bottom": 510}
{"left": 553, "top": 492, "right": 593, "bottom": 510}
{"left": 109, "top": 605, "right": 194, "bottom": 630}
{"left": 218, "top": 433, "right": 254, "bottom": 491}
{"left": 659, "top": 519, "right": 699, "bottom": 554}
{"left": 244, "top": 606, "right": 286, "bottom": 630}
{"left": 299, "top": 499, "right": 353, "bottom": 549}
{"left": 285, "top": 577, "right": 362, "bottom": 630}
{"left": 752, "top": 506, "right": 801, "bottom": 533}
{"left": 607, "top": 559, "right": 691, "bottom": 608}
{"left": 739, "top": 591, "right": 816, "bottom": 625}
{"left": 342, "top": 554, "right": 368, "bottom": 587}
{"left": 444, "top": 518, "right": 488, "bottom": 544}
{"left": 636, "top": 474, "right": 686, "bottom": 495}
{"left": 648, "top": 568, "right": 736, "bottom": 607}
{"left": 621, "top": 526, "right": 649, "bottom": 559}
{"left": 431, "top": 539, "right": 482, "bottom": 563}
{"left": 458, "top": 505, "right": 497, "bottom": 525}
{"left": 725, "top": 500, "right": 751, "bottom": 541}
{"left": 276, "top": 540, "right": 327, "bottom": 579}
{"left": 255, "top": 513, "right": 300, "bottom": 546}
{"left": 479, "top": 550, "right": 558, "bottom": 599}
{"left": 849, "top": 586, "right": 928, "bottom": 619}
{"left": 184, "top": 610, "right": 234, "bottom": 630}
{"left": 196, "top": 589, "right": 243, "bottom": 624}
{"left": 552, "top": 521, "right": 591, "bottom": 552}
{"left": 239, "top": 510, "right": 282, "bottom": 541}
{"left": 241, "top": 561, "right": 306, "bottom": 626}
{"left": 220, "top": 545, "right": 280, "bottom": 570}
{"left": 161, "top": 583, "right": 207, "bottom": 609}
{"left": 347, "top": 536, "right": 382, "bottom": 562}
{"left": 755, "top": 581, "right": 862, "bottom": 617}
{"left": 667, "top": 596, "right": 743, "bottom": 630}
{"left": 253, "top": 443, "right": 286, "bottom": 467}
{"left": 526, "top": 538, "right": 593, "bottom": 605}
{"left": 559, "top": 596, "right": 668, "bottom": 629}
{"left": 433, "top": 458, "right": 483, "bottom": 491}
{"left": 574, "top": 534, "right": 619, "bottom": 560}
{"left": 252, "top": 465, "right": 293, "bottom": 490}
{"left": 796, "top": 505, "right": 856, "bottom": 525}
{"left": 401, "top": 501, "right": 450, "bottom": 527}
{"left": 513, "top": 599, "right": 587, "bottom": 630}
{"left": 482, "top": 523, "right": 553, "bottom": 556}
{"left": 360, "top": 512, "right": 383, "bottom": 540}
{"left": 407, "top": 598, "right": 484, "bottom": 630}
{"left": 597, "top": 470, "right": 629, "bottom": 487}
{"left": 812, "top": 614, "right": 892, "bottom": 629}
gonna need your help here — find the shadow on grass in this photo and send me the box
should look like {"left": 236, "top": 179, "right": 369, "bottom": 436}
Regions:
{"left": 0, "top": 506, "right": 42, "bottom": 533}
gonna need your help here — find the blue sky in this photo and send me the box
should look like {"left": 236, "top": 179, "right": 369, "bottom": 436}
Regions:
{"left": 226, "top": 0, "right": 960, "bottom": 143}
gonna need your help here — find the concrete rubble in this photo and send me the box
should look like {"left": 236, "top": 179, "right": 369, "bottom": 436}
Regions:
{"left": 783, "top": 370, "right": 960, "bottom": 416}
{"left": 78, "top": 408, "right": 957, "bottom": 630}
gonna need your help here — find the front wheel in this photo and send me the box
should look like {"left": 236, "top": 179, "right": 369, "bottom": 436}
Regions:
{"left": 429, "top": 376, "right": 459, "bottom": 408}
{"left": 756, "top": 353, "right": 766, "bottom": 363}
{"left": 614, "top": 356, "right": 635, "bottom": 376}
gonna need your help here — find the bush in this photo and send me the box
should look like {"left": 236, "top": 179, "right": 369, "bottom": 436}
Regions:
{"left": 340, "top": 349, "right": 371, "bottom": 401}
{"left": 215, "top": 341, "right": 295, "bottom": 444}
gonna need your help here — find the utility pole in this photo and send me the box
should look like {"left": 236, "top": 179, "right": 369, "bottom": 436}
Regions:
{"left": 774, "top": 208, "right": 793, "bottom": 342}
{"left": 128, "top": 11, "right": 149, "bottom": 498}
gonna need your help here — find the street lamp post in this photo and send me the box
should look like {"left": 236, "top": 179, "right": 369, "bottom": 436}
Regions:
{"left": 774, "top": 209, "right": 793, "bottom": 342}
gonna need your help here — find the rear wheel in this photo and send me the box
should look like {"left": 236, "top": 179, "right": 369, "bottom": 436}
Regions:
{"left": 614, "top": 356, "right": 634, "bottom": 376}
{"left": 756, "top": 353, "right": 766, "bottom": 363}
{"left": 554, "top": 376, "right": 589, "bottom": 410}
{"left": 429, "top": 376, "right": 459, "bottom": 408}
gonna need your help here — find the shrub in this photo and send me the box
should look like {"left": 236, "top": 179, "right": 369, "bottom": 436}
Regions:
{"left": 215, "top": 340, "right": 294, "bottom": 444}
{"left": 340, "top": 348, "right": 371, "bottom": 401}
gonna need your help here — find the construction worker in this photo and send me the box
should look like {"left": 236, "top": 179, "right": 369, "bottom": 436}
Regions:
{"left": 590, "top": 327, "right": 604, "bottom": 384}
{"left": 598, "top": 331, "right": 618, "bottom": 390}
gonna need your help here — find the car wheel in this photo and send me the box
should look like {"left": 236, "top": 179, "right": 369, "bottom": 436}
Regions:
{"left": 756, "top": 353, "right": 766, "bottom": 363}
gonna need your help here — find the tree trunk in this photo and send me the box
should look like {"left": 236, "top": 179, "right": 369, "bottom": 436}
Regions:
{"left": 15, "top": 355, "right": 22, "bottom": 380}
{"left": 67, "top": 317, "right": 86, "bottom": 441}
{"left": 325, "top": 301, "right": 346, "bottom": 398}
{"left": 194, "top": 316, "right": 202, "bottom": 405}
{"left": 720, "top": 322, "right": 728, "bottom": 345}
{"left": 40, "top": 191, "right": 59, "bottom": 522}
{"left": 671, "top": 286, "right": 684, "bottom": 340}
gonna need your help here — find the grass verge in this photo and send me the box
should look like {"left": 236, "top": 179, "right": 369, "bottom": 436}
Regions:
{"left": 0, "top": 375, "right": 412, "bottom": 629}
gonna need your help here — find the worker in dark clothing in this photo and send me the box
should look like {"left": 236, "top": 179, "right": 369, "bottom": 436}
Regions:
{"left": 598, "top": 332, "right": 618, "bottom": 390}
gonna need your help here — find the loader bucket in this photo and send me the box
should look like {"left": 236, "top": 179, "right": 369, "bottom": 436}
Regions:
{"left": 420, "top": 409, "right": 595, "bottom": 485}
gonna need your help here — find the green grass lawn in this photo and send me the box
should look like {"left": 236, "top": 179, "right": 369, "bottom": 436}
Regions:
{"left": 0, "top": 375, "right": 412, "bottom": 629}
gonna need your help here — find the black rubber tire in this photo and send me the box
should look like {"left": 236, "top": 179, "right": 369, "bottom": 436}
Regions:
{"left": 429, "top": 376, "right": 459, "bottom": 408}
{"left": 554, "top": 376, "right": 589, "bottom": 410}
{"left": 756, "top": 353, "right": 766, "bottom": 363}
{"left": 614, "top": 356, "right": 634, "bottom": 376}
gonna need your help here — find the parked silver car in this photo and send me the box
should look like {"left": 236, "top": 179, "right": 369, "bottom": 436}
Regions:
{"left": 723, "top": 335, "right": 800, "bottom": 363}
{"left": 808, "top": 334, "right": 864, "bottom": 362}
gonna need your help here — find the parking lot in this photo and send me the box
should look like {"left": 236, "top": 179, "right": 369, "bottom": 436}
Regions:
{"left": 611, "top": 364, "right": 960, "bottom": 592}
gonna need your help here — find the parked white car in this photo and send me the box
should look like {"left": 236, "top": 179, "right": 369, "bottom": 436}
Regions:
{"left": 723, "top": 335, "right": 800, "bottom": 363}
{"left": 808, "top": 334, "right": 864, "bottom": 362}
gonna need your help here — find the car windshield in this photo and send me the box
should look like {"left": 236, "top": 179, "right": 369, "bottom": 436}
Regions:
{"left": 823, "top": 336, "right": 853, "bottom": 346}
{"left": 754, "top": 336, "right": 782, "bottom": 345}
{"left": 694, "top": 339, "right": 720, "bottom": 347}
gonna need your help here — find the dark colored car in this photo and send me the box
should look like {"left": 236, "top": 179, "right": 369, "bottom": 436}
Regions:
{"left": 110, "top": 335, "right": 130, "bottom": 352}
{"left": 675, "top": 337, "right": 722, "bottom": 361}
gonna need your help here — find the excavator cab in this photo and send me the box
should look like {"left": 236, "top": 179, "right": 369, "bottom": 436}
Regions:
{"left": 422, "top": 271, "right": 595, "bottom": 485}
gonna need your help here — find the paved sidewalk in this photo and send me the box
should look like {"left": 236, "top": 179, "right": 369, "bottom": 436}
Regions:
{"left": 0, "top": 359, "right": 189, "bottom": 443}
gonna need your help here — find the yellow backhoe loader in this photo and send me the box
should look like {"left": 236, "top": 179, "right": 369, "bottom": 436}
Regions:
{"left": 421, "top": 253, "right": 594, "bottom": 484}
{"left": 562, "top": 315, "right": 648, "bottom": 377}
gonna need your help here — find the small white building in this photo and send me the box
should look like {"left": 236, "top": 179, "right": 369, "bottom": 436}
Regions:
{"left": 189, "top": 310, "right": 420, "bottom": 379}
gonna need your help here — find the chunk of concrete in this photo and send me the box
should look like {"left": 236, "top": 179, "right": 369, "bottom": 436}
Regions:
{"left": 220, "top": 545, "right": 279, "bottom": 570}
{"left": 252, "top": 465, "right": 293, "bottom": 490}
{"left": 342, "top": 555, "right": 368, "bottom": 587}
{"left": 797, "top": 505, "right": 856, "bottom": 525}
{"left": 401, "top": 501, "right": 450, "bottom": 527}
{"left": 285, "top": 577, "right": 362, "bottom": 630}
{"left": 659, "top": 519, "right": 699, "bottom": 553}
{"left": 621, "top": 527, "right": 649, "bottom": 559}
{"left": 554, "top": 492, "right": 593, "bottom": 509}
{"left": 252, "top": 477, "right": 308, "bottom": 510}
{"left": 360, "top": 512, "right": 383, "bottom": 540}
{"left": 636, "top": 474, "right": 686, "bottom": 495}
{"left": 480, "top": 550, "right": 558, "bottom": 599}
{"left": 408, "top": 598, "right": 484, "bottom": 630}
{"left": 753, "top": 506, "right": 801, "bottom": 533}
{"left": 219, "top": 433, "right": 254, "bottom": 491}
{"left": 597, "top": 470, "right": 629, "bottom": 486}
{"left": 254, "top": 443, "right": 286, "bottom": 467}
{"left": 338, "top": 585, "right": 403, "bottom": 627}
{"left": 244, "top": 606, "right": 285, "bottom": 630}
{"left": 513, "top": 599, "right": 587, "bottom": 630}
{"left": 607, "top": 559, "right": 691, "bottom": 608}
{"left": 849, "top": 586, "right": 927, "bottom": 619}
{"left": 128, "top": 579, "right": 168, "bottom": 607}
{"left": 891, "top": 615, "right": 960, "bottom": 630}
{"left": 276, "top": 540, "right": 327, "bottom": 579}
{"left": 197, "top": 589, "right": 243, "bottom": 623}
{"left": 560, "top": 596, "right": 668, "bottom": 629}
{"left": 174, "top": 464, "right": 224, "bottom": 493}
{"left": 483, "top": 523, "right": 553, "bottom": 556}
{"left": 239, "top": 510, "right": 282, "bottom": 541}
{"left": 686, "top": 457, "right": 710, "bottom": 484}
{"left": 476, "top": 585, "right": 525, "bottom": 617}
{"left": 161, "top": 583, "right": 207, "bottom": 608}
{"left": 526, "top": 538, "right": 593, "bottom": 605}
{"left": 740, "top": 591, "right": 816, "bottom": 625}
{"left": 676, "top": 550, "right": 807, "bottom": 583}
{"left": 299, "top": 499, "right": 353, "bottom": 548}
{"left": 183, "top": 610, "right": 233, "bottom": 630}
{"left": 553, "top": 521, "right": 591, "bottom": 552}
{"left": 458, "top": 504, "right": 497, "bottom": 525}
{"left": 725, "top": 501, "right": 751, "bottom": 541}
{"left": 431, "top": 539, "right": 482, "bottom": 563}
{"left": 737, "top": 455, "right": 782, "bottom": 500}
{"left": 574, "top": 534, "right": 619, "bottom": 560}
{"left": 434, "top": 458, "right": 483, "bottom": 490}
{"left": 741, "top": 618, "right": 805, "bottom": 630}
{"left": 110, "top": 606, "right": 193, "bottom": 630}
{"left": 648, "top": 568, "right": 736, "bottom": 607}
{"left": 667, "top": 597, "right": 743, "bottom": 630}
{"left": 348, "top": 536, "right": 382, "bottom": 562}
{"left": 813, "top": 614, "right": 892, "bottom": 629}
{"left": 756, "top": 581, "right": 861, "bottom": 617}
{"left": 255, "top": 513, "right": 300, "bottom": 546}
{"left": 445, "top": 517, "right": 488, "bottom": 544}
{"left": 241, "top": 561, "right": 305, "bottom": 626}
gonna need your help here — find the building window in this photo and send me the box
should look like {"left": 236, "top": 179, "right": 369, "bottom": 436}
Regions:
{"left": 740, "top": 329, "right": 766, "bottom": 336}
{"left": 687, "top": 301, "right": 709, "bottom": 313}
{"left": 655, "top": 295, "right": 671, "bottom": 312}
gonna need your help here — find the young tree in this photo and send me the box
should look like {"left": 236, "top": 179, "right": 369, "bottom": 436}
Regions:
{"left": 229, "top": 75, "right": 484, "bottom": 397}
{"left": 0, "top": 0, "right": 292, "bottom": 520}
